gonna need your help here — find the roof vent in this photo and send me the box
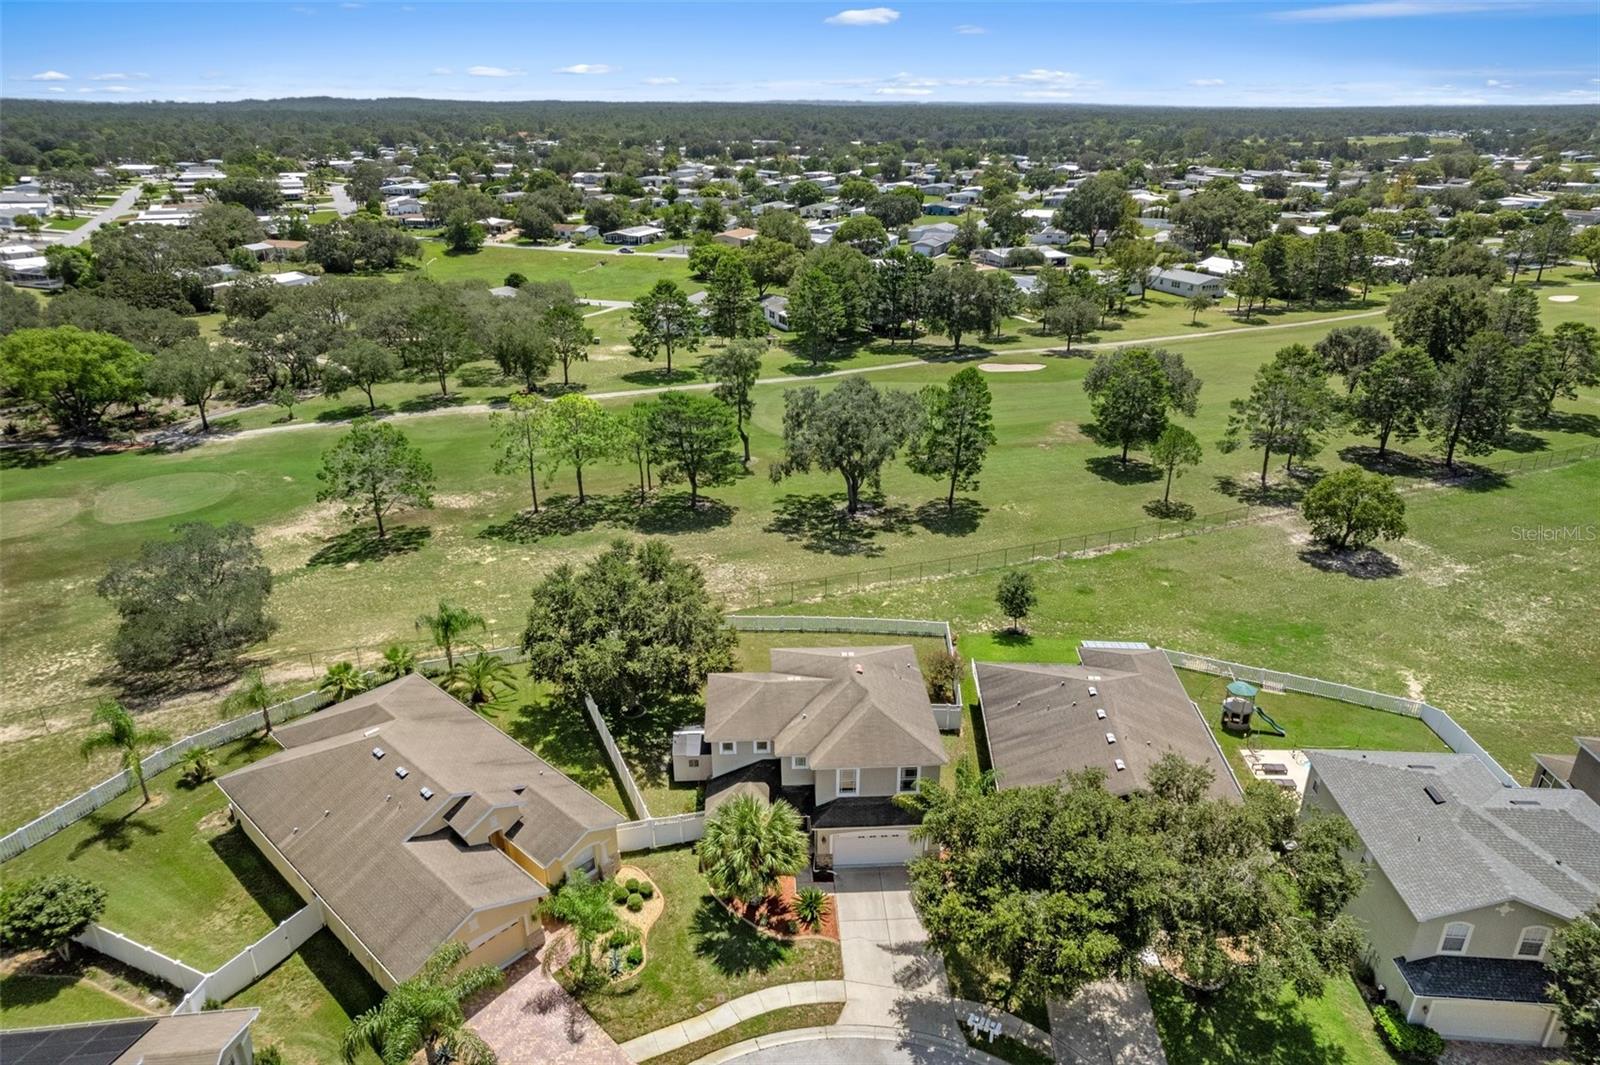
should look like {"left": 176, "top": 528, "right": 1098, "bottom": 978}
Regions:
{"left": 1114, "top": 759, "right": 1127, "bottom": 771}
{"left": 419, "top": 787, "right": 434, "bottom": 800}
{"left": 1406, "top": 763, "right": 1436, "bottom": 770}
{"left": 395, "top": 766, "right": 409, "bottom": 779}
{"left": 1508, "top": 798, "right": 1541, "bottom": 806}
{"left": 1423, "top": 784, "right": 1446, "bottom": 805}
{"left": 1096, "top": 708, "right": 1107, "bottom": 720}
{"left": 1105, "top": 732, "right": 1117, "bottom": 745}
{"left": 363, "top": 727, "right": 381, "bottom": 738}
{"left": 854, "top": 664, "right": 864, "bottom": 674}
{"left": 371, "top": 746, "right": 385, "bottom": 759}
{"left": 1088, "top": 686, "right": 1098, "bottom": 697}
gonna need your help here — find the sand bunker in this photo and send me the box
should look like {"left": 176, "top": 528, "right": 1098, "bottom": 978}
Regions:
{"left": 1548, "top": 295, "right": 1578, "bottom": 303}
{"left": 978, "top": 362, "right": 1046, "bottom": 373}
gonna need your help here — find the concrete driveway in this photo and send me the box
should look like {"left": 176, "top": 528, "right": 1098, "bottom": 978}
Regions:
{"left": 709, "top": 1027, "right": 1008, "bottom": 1065}
{"left": 835, "top": 867, "right": 955, "bottom": 1041}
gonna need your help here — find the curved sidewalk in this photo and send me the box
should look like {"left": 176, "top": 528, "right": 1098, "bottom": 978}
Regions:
{"left": 684, "top": 1024, "right": 1010, "bottom": 1065}
{"left": 618, "top": 979, "right": 847, "bottom": 1061}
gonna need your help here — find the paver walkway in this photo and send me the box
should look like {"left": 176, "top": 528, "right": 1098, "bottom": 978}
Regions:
{"left": 466, "top": 949, "right": 629, "bottom": 1065}
{"left": 1048, "top": 980, "right": 1168, "bottom": 1065}
{"left": 617, "top": 980, "right": 846, "bottom": 1061}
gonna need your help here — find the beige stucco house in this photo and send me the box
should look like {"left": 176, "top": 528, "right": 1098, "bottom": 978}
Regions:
{"left": 673, "top": 645, "right": 948, "bottom": 868}
{"left": 217, "top": 674, "right": 624, "bottom": 990}
{"left": 1304, "top": 750, "right": 1597, "bottom": 1047}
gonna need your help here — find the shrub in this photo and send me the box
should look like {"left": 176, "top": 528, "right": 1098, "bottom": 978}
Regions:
{"left": 625, "top": 877, "right": 641, "bottom": 894}
{"left": 505, "top": 272, "right": 527, "bottom": 288}
{"left": 255, "top": 1048, "right": 284, "bottom": 1065}
{"left": 611, "top": 882, "right": 629, "bottom": 905}
{"left": 606, "top": 929, "right": 632, "bottom": 950}
{"left": 793, "top": 885, "right": 830, "bottom": 928}
{"left": 637, "top": 880, "right": 654, "bottom": 900}
{"left": 625, "top": 944, "right": 644, "bottom": 968}
{"left": 178, "top": 746, "right": 213, "bottom": 787}
{"left": 626, "top": 892, "right": 644, "bottom": 913}
{"left": 1372, "top": 1004, "right": 1444, "bottom": 1063}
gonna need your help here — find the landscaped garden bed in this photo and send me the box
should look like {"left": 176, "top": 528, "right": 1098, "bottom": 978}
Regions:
{"left": 722, "top": 875, "right": 839, "bottom": 941}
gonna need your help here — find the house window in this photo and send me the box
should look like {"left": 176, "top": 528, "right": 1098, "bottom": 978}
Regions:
{"left": 837, "top": 768, "right": 859, "bottom": 796}
{"left": 719, "top": 741, "right": 736, "bottom": 755}
{"left": 1516, "top": 926, "right": 1551, "bottom": 959}
{"left": 1439, "top": 922, "right": 1473, "bottom": 954}
{"left": 687, "top": 758, "right": 700, "bottom": 768}
{"left": 791, "top": 755, "right": 808, "bottom": 769}
{"left": 898, "top": 767, "right": 920, "bottom": 793}
{"left": 754, "top": 740, "right": 772, "bottom": 754}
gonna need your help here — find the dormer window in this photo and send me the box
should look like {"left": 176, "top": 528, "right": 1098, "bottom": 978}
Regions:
{"left": 1439, "top": 921, "right": 1472, "bottom": 954}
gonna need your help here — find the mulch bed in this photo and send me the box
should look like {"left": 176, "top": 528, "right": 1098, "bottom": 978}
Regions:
{"left": 728, "top": 875, "right": 840, "bottom": 942}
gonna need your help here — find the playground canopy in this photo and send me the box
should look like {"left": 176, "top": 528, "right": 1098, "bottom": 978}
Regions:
{"left": 1227, "top": 680, "right": 1260, "bottom": 698}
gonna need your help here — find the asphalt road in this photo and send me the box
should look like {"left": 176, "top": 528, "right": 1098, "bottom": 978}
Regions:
{"left": 61, "top": 183, "right": 144, "bottom": 246}
{"left": 717, "top": 1034, "right": 1003, "bottom": 1065}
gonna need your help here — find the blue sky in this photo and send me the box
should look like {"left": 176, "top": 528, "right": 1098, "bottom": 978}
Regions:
{"left": 3, "top": 1, "right": 1598, "bottom": 107}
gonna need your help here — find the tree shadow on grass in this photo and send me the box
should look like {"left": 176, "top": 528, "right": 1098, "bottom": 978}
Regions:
{"left": 1213, "top": 474, "right": 1305, "bottom": 508}
{"left": 1337, "top": 445, "right": 1439, "bottom": 480}
{"left": 456, "top": 365, "right": 507, "bottom": 389}
{"left": 397, "top": 392, "right": 467, "bottom": 414}
{"left": 208, "top": 823, "right": 303, "bottom": 923}
{"left": 764, "top": 492, "right": 912, "bottom": 557}
{"left": 1297, "top": 546, "right": 1403, "bottom": 580}
{"left": 1537, "top": 410, "right": 1600, "bottom": 438}
{"left": 1144, "top": 499, "right": 1197, "bottom": 521}
{"left": 315, "top": 403, "right": 390, "bottom": 423}
{"left": 1085, "top": 454, "right": 1163, "bottom": 485}
{"left": 306, "top": 524, "right": 431, "bottom": 567}
{"left": 0, "top": 447, "right": 66, "bottom": 469}
{"left": 69, "top": 807, "right": 162, "bottom": 858}
{"left": 990, "top": 630, "right": 1034, "bottom": 649}
{"left": 620, "top": 366, "right": 697, "bottom": 386}
{"left": 480, "top": 492, "right": 733, "bottom": 543}
{"left": 913, "top": 497, "right": 987, "bottom": 537}
{"left": 606, "top": 693, "right": 704, "bottom": 791}
{"left": 1144, "top": 972, "right": 1357, "bottom": 1065}
{"left": 689, "top": 897, "right": 792, "bottom": 978}
{"left": 498, "top": 693, "right": 631, "bottom": 811}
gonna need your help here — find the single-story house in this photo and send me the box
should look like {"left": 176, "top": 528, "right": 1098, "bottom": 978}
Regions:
{"left": 553, "top": 223, "right": 599, "bottom": 241}
{"left": 1144, "top": 268, "right": 1225, "bottom": 299}
{"left": 924, "top": 201, "right": 968, "bottom": 217}
{"left": 482, "top": 216, "right": 514, "bottom": 236}
{"left": 761, "top": 294, "right": 791, "bottom": 330}
{"left": 386, "top": 197, "right": 425, "bottom": 218}
{"left": 216, "top": 674, "right": 624, "bottom": 990}
{"left": 1304, "top": 751, "right": 1595, "bottom": 1047}
{"left": 0, "top": 1009, "right": 260, "bottom": 1065}
{"left": 973, "top": 643, "right": 1240, "bottom": 799}
{"left": 714, "top": 227, "right": 759, "bottom": 248}
{"left": 240, "top": 239, "right": 308, "bottom": 262}
{"left": 604, "top": 224, "right": 665, "bottom": 245}
{"left": 673, "top": 645, "right": 949, "bottom": 868}
{"left": 1195, "top": 255, "right": 1242, "bottom": 277}
{"left": 0, "top": 255, "right": 57, "bottom": 289}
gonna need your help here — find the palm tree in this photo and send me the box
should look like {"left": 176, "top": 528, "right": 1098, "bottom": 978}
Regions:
{"left": 319, "top": 661, "right": 370, "bottom": 701}
{"left": 444, "top": 652, "right": 516, "bottom": 709}
{"left": 225, "top": 668, "right": 277, "bottom": 738}
{"left": 341, "top": 940, "right": 503, "bottom": 1065}
{"left": 415, "top": 601, "right": 486, "bottom": 672}
{"left": 79, "top": 701, "right": 172, "bottom": 806}
{"left": 379, "top": 643, "right": 418, "bottom": 681}
{"left": 543, "top": 877, "right": 618, "bottom": 985}
{"left": 699, "top": 794, "right": 808, "bottom": 904}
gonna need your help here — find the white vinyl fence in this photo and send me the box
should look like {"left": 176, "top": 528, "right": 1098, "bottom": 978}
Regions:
{"left": 584, "top": 695, "right": 651, "bottom": 820}
{"left": 173, "top": 905, "right": 326, "bottom": 1014}
{"left": 1164, "top": 649, "right": 1518, "bottom": 786}
{"left": 617, "top": 812, "right": 706, "bottom": 852}
{"left": 74, "top": 923, "right": 206, "bottom": 993}
{"left": 0, "top": 689, "right": 334, "bottom": 863}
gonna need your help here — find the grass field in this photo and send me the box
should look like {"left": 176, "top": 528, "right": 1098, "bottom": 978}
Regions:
{"left": 0, "top": 973, "right": 145, "bottom": 1029}
{"left": 569, "top": 845, "right": 843, "bottom": 1042}
{"left": 46, "top": 215, "right": 92, "bottom": 231}
{"left": 416, "top": 242, "right": 698, "bottom": 300}
{"left": 225, "top": 929, "right": 383, "bottom": 1065}
{"left": 1, "top": 277, "right": 1595, "bottom": 824}
{"left": 1146, "top": 971, "right": 1393, "bottom": 1065}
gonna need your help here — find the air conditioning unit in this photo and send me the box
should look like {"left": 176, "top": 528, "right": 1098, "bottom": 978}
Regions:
{"left": 395, "top": 766, "right": 409, "bottom": 779}
{"left": 1105, "top": 732, "right": 1117, "bottom": 744}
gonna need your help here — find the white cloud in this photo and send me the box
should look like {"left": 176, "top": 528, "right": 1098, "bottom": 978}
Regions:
{"left": 103, "top": 85, "right": 133, "bottom": 93}
{"left": 1014, "top": 69, "right": 1088, "bottom": 86}
{"left": 876, "top": 86, "right": 933, "bottom": 96}
{"left": 556, "top": 63, "right": 614, "bottom": 75}
{"left": 824, "top": 7, "right": 900, "bottom": 26}
{"left": 430, "top": 67, "right": 453, "bottom": 76}
{"left": 1485, "top": 78, "right": 1514, "bottom": 88}
{"left": 28, "top": 70, "right": 70, "bottom": 81}
{"left": 954, "top": 24, "right": 986, "bottom": 34}
{"left": 1273, "top": 2, "right": 1508, "bottom": 22}
{"left": 1190, "top": 78, "right": 1226, "bottom": 87}
{"left": 91, "top": 72, "right": 146, "bottom": 81}
{"left": 47, "top": 86, "right": 66, "bottom": 93}
{"left": 78, "top": 87, "right": 94, "bottom": 93}
{"left": 642, "top": 76, "right": 679, "bottom": 85}
{"left": 467, "top": 65, "right": 523, "bottom": 77}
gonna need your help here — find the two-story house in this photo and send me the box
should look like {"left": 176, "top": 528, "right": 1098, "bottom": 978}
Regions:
{"left": 673, "top": 645, "right": 948, "bottom": 868}
{"left": 1532, "top": 736, "right": 1600, "bottom": 802}
{"left": 1304, "top": 750, "right": 1599, "bottom": 1047}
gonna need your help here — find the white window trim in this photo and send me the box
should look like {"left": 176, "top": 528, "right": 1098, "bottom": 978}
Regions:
{"left": 836, "top": 768, "right": 859, "bottom": 796}
{"left": 754, "top": 740, "right": 772, "bottom": 754}
{"left": 898, "top": 766, "right": 921, "bottom": 793}
{"left": 1438, "top": 921, "right": 1473, "bottom": 955}
{"left": 791, "top": 755, "right": 808, "bottom": 769}
{"left": 1515, "top": 925, "right": 1551, "bottom": 960}
{"left": 719, "top": 741, "right": 736, "bottom": 755}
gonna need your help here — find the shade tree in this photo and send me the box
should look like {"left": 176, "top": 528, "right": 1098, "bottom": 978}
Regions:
{"left": 646, "top": 391, "right": 742, "bottom": 509}
{"left": 702, "top": 338, "right": 762, "bottom": 465}
{"left": 1346, "top": 345, "right": 1438, "bottom": 457}
{"left": 146, "top": 337, "right": 246, "bottom": 431}
{"left": 1301, "top": 468, "right": 1407, "bottom": 551}
{"left": 630, "top": 279, "right": 703, "bottom": 373}
{"left": 316, "top": 418, "right": 436, "bottom": 539}
{"left": 537, "top": 393, "right": 617, "bottom": 504}
{"left": 489, "top": 394, "right": 547, "bottom": 513}
{"left": 906, "top": 367, "right": 996, "bottom": 515}
{"left": 769, "top": 376, "right": 920, "bottom": 515}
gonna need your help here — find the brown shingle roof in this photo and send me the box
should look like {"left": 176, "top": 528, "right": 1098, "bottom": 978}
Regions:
{"left": 704, "top": 646, "right": 946, "bottom": 771}
{"left": 975, "top": 647, "right": 1239, "bottom": 800}
{"left": 218, "top": 675, "right": 622, "bottom": 982}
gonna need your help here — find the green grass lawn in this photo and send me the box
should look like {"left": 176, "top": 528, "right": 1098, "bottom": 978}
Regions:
{"left": 640, "top": 1002, "right": 845, "bottom": 1065}
{"left": 225, "top": 929, "right": 383, "bottom": 1065}
{"left": 2, "top": 279, "right": 1596, "bottom": 821}
{"left": 570, "top": 845, "right": 843, "bottom": 1042}
{"left": 416, "top": 242, "right": 697, "bottom": 300}
{"left": 0, "top": 738, "right": 303, "bottom": 970}
{"left": 1146, "top": 971, "right": 1393, "bottom": 1065}
{"left": 0, "top": 973, "right": 145, "bottom": 1029}
{"left": 46, "top": 215, "right": 92, "bottom": 231}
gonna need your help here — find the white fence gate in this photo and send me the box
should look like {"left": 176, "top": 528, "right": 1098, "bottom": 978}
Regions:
{"left": 617, "top": 813, "right": 706, "bottom": 852}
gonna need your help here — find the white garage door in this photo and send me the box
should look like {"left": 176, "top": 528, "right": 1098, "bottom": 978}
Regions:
{"left": 831, "top": 830, "right": 920, "bottom": 867}
{"left": 1424, "top": 1000, "right": 1553, "bottom": 1045}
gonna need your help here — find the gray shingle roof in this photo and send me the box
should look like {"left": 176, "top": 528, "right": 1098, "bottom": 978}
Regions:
{"left": 1393, "top": 954, "right": 1554, "bottom": 1004}
{"left": 1308, "top": 751, "right": 1600, "bottom": 923}
{"left": 218, "top": 675, "right": 622, "bottom": 982}
{"left": 974, "top": 647, "right": 1240, "bottom": 800}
